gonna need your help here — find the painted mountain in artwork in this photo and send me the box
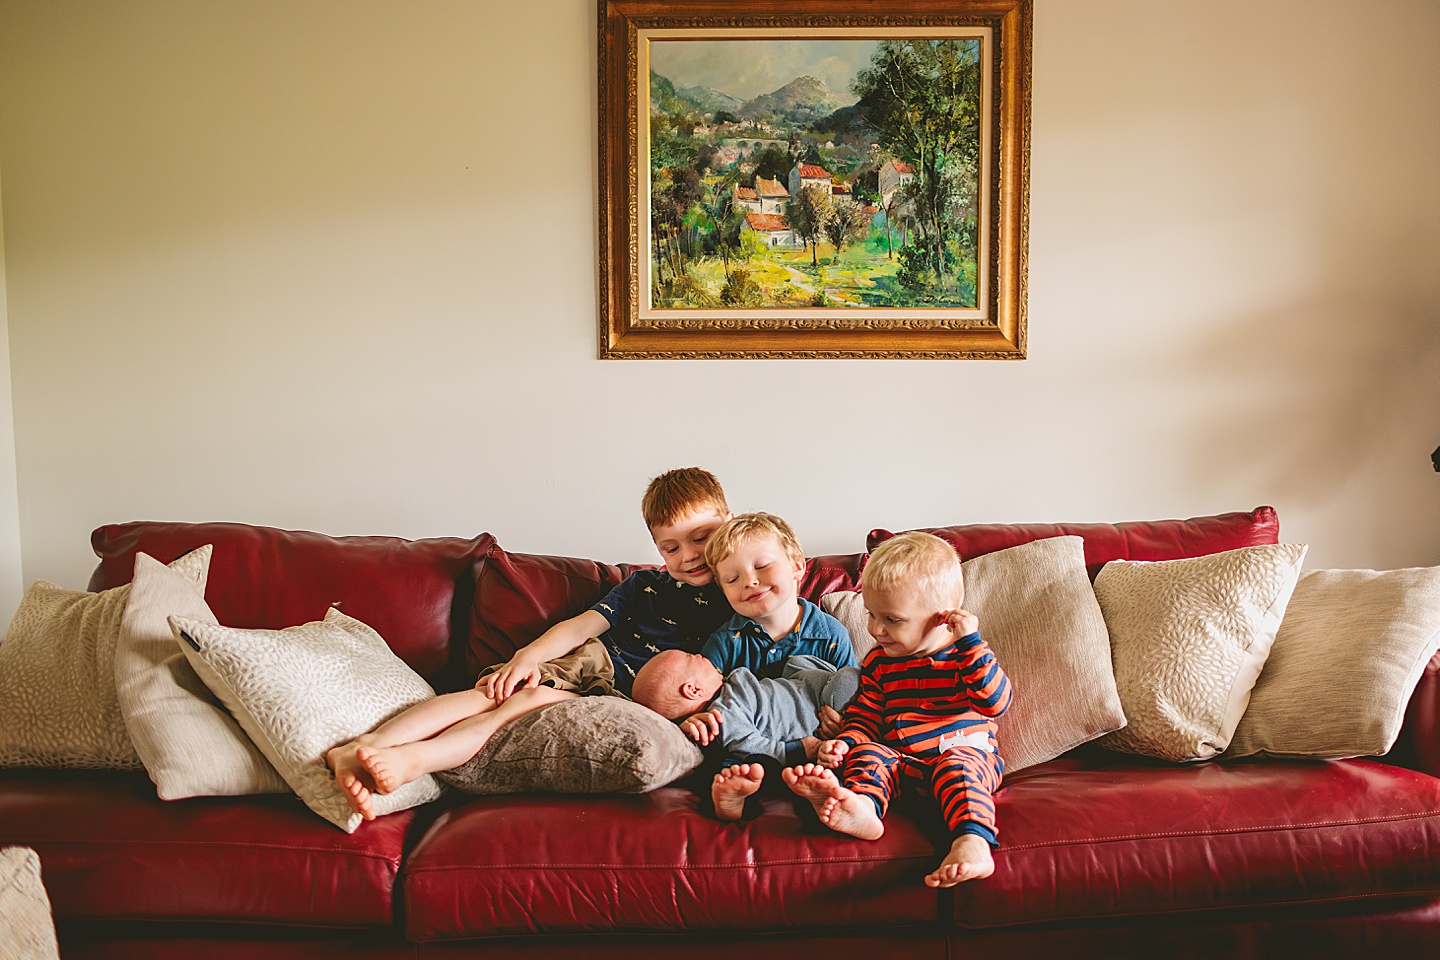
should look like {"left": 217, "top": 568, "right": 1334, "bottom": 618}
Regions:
{"left": 739, "top": 76, "right": 848, "bottom": 123}
{"left": 676, "top": 83, "right": 746, "bottom": 115}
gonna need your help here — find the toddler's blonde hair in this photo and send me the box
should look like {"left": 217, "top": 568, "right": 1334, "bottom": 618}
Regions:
{"left": 863, "top": 531, "right": 964, "bottom": 610}
{"left": 703, "top": 512, "right": 805, "bottom": 572}
{"left": 642, "top": 467, "right": 729, "bottom": 530}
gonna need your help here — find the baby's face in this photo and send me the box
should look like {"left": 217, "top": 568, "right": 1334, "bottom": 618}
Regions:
{"left": 713, "top": 534, "right": 804, "bottom": 623}
{"left": 680, "top": 652, "right": 724, "bottom": 700}
{"left": 634, "top": 651, "right": 724, "bottom": 719}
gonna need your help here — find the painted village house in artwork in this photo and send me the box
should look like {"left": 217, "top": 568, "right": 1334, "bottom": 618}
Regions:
{"left": 647, "top": 37, "right": 982, "bottom": 310}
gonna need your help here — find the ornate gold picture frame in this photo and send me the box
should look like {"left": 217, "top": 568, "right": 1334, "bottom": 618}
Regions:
{"left": 598, "top": 0, "right": 1032, "bottom": 359}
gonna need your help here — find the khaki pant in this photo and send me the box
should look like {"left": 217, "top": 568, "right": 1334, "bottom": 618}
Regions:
{"left": 480, "top": 636, "right": 621, "bottom": 697}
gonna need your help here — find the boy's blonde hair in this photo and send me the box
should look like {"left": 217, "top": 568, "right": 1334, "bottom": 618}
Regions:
{"left": 863, "top": 532, "right": 964, "bottom": 610}
{"left": 642, "top": 467, "right": 729, "bottom": 530}
{"left": 704, "top": 512, "right": 805, "bottom": 572}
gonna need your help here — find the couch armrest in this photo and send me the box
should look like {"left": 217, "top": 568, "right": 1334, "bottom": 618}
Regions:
{"left": 1392, "top": 650, "right": 1440, "bottom": 776}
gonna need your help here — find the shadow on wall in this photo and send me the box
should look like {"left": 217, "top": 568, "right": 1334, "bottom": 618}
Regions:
{"left": 1172, "top": 226, "right": 1440, "bottom": 561}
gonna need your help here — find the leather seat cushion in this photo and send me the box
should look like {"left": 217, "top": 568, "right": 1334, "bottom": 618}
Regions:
{"left": 0, "top": 770, "right": 418, "bottom": 927}
{"left": 966, "top": 754, "right": 1440, "bottom": 927}
{"left": 402, "top": 785, "right": 948, "bottom": 940}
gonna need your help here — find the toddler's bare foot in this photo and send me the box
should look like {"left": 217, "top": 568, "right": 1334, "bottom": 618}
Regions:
{"left": 782, "top": 763, "right": 884, "bottom": 840}
{"left": 925, "top": 833, "right": 995, "bottom": 887}
{"left": 357, "top": 744, "right": 425, "bottom": 795}
{"left": 326, "top": 740, "right": 376, "bottom": 820}
{"left": 712, "top": 763, "right": 765, "bottom": 821}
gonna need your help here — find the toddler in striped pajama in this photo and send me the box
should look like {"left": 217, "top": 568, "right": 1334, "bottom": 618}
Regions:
{"left": 783, "top": 531, "right": 1012, "bottom": 888}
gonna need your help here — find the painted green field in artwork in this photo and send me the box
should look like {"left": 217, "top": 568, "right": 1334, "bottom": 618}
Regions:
{"left": 680, "top": 237, "right": 915, "bottom": 308}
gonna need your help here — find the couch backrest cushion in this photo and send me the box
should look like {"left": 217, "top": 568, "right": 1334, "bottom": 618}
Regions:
{"left": 867, "top": 507, "right": 1280, "bottom": 580}
{"left": 469, "top": 541, "right": 643, "bottom": 676}
{"left": 90, "top": 522, "right": 493, "bottom": 684}
{"left": 799, "top": 553, "right": 866, "bottom": 602}
{"left": 469, "top": 545, "right": 868, "bottom": 677}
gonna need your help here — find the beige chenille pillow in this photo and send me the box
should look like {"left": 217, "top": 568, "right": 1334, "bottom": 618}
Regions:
{"left": 0, "top": 548, "right": 209, "bottom": 771}
{"left": 115, "top": 551, "right": 287, "bottom": 799}
{"left": 1226, "top": 566, "right": 1440, "bottom": 760}
{"left": 169, "top": 607, "right": 443, "bottom": 832}
{"left": 1094, "top": 543, "right": 1308, "bottom": 762}
{"left": 823, "top": 536, "right": 1125, "bottom": 772}
{"left": 439, "top": 695, "right": 703, "bottom": 795}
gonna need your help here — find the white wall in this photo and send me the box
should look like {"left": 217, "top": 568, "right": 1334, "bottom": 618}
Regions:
{"left": 0, "top": 170, "right": 24, "bottom": 616}
{"left": 1, "top": 0, "right": 1437, "bottom": 606}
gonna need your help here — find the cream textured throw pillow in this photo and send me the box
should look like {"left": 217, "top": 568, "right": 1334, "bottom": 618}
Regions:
{"left": 115, "top": 551, "right": 287, "bottom": 799}
{"left": 168, "top": 607, "right": 442, "bottom": 832}
{"left": 0, "top": 548, "right": 209, "bottom": 770}
{"left": 819, "top": 591, "right": 875, "bottom": 661}
{"left": 822, "top": 536, "right": 1125, "bottom": 772}
{"left": 1094, "top": 543, "right": 1308, "bottom": 762}
{"left": 1226, "top": 566, "right": 1440, "bottom": 760}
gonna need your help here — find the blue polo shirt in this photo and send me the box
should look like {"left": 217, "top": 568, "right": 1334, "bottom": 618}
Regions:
{"left": 701, "top": 598, "right": 856, "bottom": 678}
{"left": 590, "top": 568, "right": 730, "bottom": 694}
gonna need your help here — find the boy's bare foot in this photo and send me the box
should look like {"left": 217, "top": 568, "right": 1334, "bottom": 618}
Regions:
{"left": 357, "top": 744, "right": 426, "bottom": 795}
{"left": 782, "top": 763, "right": 884, "bottom": 840}
{"left": 326, "top": 740, "right": 376, "bottom": 820}
{"left": 925, "top": 833, "right": 995, "bottom": 887}
{"left": 712, "top": 763, "right": 765, "bottom": 821}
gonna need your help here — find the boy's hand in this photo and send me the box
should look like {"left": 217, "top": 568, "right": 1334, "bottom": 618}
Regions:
{"left": 816, "top": 705, "right": 844, "bottom": 739}
{"left": 680, "top": 709, "right": 722, "bottom": 745}
{"left": 477, "top": 657, "right": 542, "bottom": 702}
{"left": 817, "top": 739, "right": 848, "bottom": 768}
{"left": 942, "top": 609, "right": 979, "bottom": 639}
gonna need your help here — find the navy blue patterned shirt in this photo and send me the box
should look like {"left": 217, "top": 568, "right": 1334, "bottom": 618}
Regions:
{"left": 589, "top": 568, "right": 730, "bottom": 695}
{"left": 700, "top": 598, "right": 856, "bottom": 679}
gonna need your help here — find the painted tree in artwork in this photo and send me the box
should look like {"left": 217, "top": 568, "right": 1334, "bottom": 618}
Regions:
{"left": 785, "top": 184, "right": 835, "bottom": 268}
{"left": 824, "top": 198, "right": 871, "bottom": 259}
{"left": 852, "top": 39, "right": 981, "bottom": 304}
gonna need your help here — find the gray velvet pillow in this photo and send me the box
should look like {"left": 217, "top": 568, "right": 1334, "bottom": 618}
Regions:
{"left": 438, "top": 696, "right": 702, "bottom": 795}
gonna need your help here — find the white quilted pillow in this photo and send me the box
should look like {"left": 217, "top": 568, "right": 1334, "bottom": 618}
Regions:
{"left": 168, "top": 607, "right": 443, "bottom": 832}
{"left": 1094, "top": 543, "right": 1308, "bottom": 762}
{"left": 0, "top": 548, "right": 209, "bottom": 770}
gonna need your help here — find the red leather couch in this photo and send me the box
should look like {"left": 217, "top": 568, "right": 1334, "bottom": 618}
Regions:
{"left": 3, "top": 508, "right": 1439, "bottom": 959}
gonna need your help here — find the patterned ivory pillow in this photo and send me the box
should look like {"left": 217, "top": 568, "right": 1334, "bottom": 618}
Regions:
{"left": 115, "top": 551, "right": 287, "bottom": 799}
{"left": 0, "top": 548, "right": 209, "bottom": 771}
{"left": 1094, "top": 543, "right": 1308, "bottom": 762}
{"left": 823, "top": 536, "right": 1125, "bottom": 772}
{"left": 168, "top": 607, "right": 443, "bottom": 832}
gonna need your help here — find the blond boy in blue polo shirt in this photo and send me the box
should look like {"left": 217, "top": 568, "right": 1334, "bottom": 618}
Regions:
{"left": 677, "top": 513, "right": 856, "bottom": 812}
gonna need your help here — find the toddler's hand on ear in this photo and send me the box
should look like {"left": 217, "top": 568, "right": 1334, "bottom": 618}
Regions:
{"left": 943, "top": 609, "right": 979, "bottom": 638}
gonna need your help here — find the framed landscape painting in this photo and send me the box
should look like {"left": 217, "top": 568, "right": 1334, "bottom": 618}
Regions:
{"left": 598, "top": 0, "right": 1032, "bottom": 359}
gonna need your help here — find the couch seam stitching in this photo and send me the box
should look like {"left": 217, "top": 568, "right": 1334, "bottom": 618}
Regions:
{"left": 996, "top": 808, "right": 1440, "bottom": 852}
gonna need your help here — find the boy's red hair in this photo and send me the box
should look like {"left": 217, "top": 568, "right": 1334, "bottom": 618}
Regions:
{"left": 641, "top": 467, "right": 729, "bottom": 529}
